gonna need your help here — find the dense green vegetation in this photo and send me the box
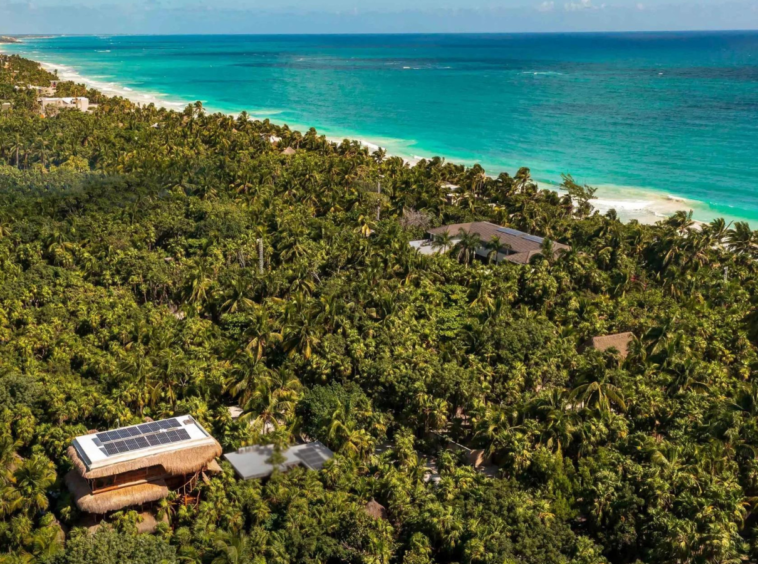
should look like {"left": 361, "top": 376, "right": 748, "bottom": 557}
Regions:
{"left": 2, "top": 53, "right": 758, "bottom": 564}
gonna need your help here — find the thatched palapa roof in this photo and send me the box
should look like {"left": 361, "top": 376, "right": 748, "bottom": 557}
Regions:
{"left": 365, "top": 499, "right": 387, "bottom": 520}
{"left": 68, "top": 442, "right": 222, "bottom": 480}
{"left": 206, "top": 459, "right": 223, "bottom": 473}
{"left": 136, "top": 511, "right": 169, "bottom": 534}
{"left": 68, "top": 415, "right": 222, "bottom": 480}
{"left": 66, "top": 471, "right": 169, "bottom": 514}
{"left": 584, "top": 332, "right": 634, "bottom": 358}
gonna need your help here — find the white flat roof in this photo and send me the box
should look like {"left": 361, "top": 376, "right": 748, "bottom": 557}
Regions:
{"left": 409, "top": 239, "right": 452, "bottom": 256}
{"left": 224, "top": 442, "right": 334, "bottom": 480}
{"left": 38, "top": 97, "right": 87, "bottom": 103}
{"left": 72, "top": 415, "right": 216, "bottom": 472}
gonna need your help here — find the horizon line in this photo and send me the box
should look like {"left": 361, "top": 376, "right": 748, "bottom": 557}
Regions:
{"left": 4, "top": 29, "right": 758, "bottom": 38}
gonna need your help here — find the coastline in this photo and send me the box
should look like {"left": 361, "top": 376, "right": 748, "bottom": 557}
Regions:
{"left": 1, "top": 41, "right": 745, "bottom": 227}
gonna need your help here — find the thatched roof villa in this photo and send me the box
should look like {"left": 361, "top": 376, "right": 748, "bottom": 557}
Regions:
{"left": 66, "top": 416, "right": 221, "bottom": 514}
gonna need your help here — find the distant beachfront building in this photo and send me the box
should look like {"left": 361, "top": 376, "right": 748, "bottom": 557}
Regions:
{"left": 38, "top": 97, "right": 90, "bottom": 114}
{"left": 65, "top": 416, "right": 222, "bottom": 514}
{"left": 26, "top": 85, "right": 57, "bottom": 96}
{"left": 410, "top": 221, "right": 570, "bottom": 265}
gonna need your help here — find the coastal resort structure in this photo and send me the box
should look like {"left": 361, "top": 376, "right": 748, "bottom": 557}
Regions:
{"left": 441, "top": 182, "right": 461, "bottom": 204}
{"left": 30, "top": 85, "right": 56, "bottom": 96}
{"left": 224, "top": 441, "right": 334, "bottom": 480}
{"left": 410, "top": 221, "right": 570, "bottom": 265}
{"left": 65, "top": 415, "right": 222, "bottom": 514}
{"left": 38, "top": 97, "right": 90, "bottom": 115}
{"left": 282, "top": 147, "right": 297, "bottom": 155}
{"left": 583, "top": 332, "right": 634, "bottom": 359}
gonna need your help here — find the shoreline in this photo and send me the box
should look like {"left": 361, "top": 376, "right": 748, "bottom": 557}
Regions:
{"left": 1, "top": 42, "right": 743, "bottom": 227}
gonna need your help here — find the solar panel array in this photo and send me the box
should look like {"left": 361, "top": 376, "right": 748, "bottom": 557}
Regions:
{"left": 93, "top": 419, "right": 191, "bottom": 457}
{"left": 296, "top": 445, "right": 331, "bottom": 470}
{"left": 497, "top": 227, "right": 545, "bottom": 245}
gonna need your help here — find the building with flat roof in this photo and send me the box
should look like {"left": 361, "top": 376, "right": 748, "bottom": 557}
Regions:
{"left": 66, "top": 415, "right": 221, "bottom": 514}
{"left": 38, "top": 97, "right": 90, "bottom": 114}
{"left": 411, "top": 221, "right": 570, "bottom": 265}
{"left": 224, "top": 442, "right": 334, "bottom": 480}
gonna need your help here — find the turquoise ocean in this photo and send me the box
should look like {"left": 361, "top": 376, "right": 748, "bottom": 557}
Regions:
{"left": 3, "top": 33, "right": 758, "bottom": 224}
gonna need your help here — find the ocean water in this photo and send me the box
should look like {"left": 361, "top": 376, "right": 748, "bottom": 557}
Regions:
{"left": 3, "top": 33, "right": 758, "bottom": 225}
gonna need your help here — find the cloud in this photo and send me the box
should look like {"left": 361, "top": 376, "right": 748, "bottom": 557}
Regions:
{"left": 564, "top": 0, "right": 604, "bottom": 11}
{"left": 536, "top": 1, "right": 554, "bottom": 12}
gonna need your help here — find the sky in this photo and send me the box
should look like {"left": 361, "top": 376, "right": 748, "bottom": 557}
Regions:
{"left": 1, "top": 0, "right": 758, "bottom": 34}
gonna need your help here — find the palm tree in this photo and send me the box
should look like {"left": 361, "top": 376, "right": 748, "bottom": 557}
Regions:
{"left": 282, "top": 310, "right": 322, "bottom": 360}
{"left": 221, "top": 278, "right": 255, "bottom": 314}
{"left": 529, "top": 390, "right": 576, "bottom": 455}
{"left": 240, "top": 368, "right": 302, "bottom": 434}
{"left": 12, "top": 455, "right": 55, "bottom": 515}
{"left": 416, "top": 392, "right": 449, "bottom": 433}
{"left": 706, "top": 217, "right": 730, "bottom": 244}
{"left": 485, "top": 235, "right": 509, "bottom": 264}
{"left": 184, "top": 262, "right": 215, "bottom": 307}
{"left": 538, "top": 238, "right": 556, "bottom": 265}
{"left": 244, "top": 307, "right": 282, "bottom": 360}
{"left": 513, "top": 167, "right": 532, "bottom": 194}
{"left": 212, "top": 531, "right": 250, "bottom": 564}
{"left": 569, "top": 372, "right": 626, "bottom": 415}
{"left": 474, "top": 405, "right": 525, "bottom": 460}
{"left": 431, "top": 231, "right": 454, "bottom": 254}
{"left": 31, "top": 524, "right": 64, "bottom": 561}
{"left": 665, "top": 210, "right": 695, "bottom": 235}
{"left": 727, "top": 221, "right": 756, "bottom": 256}
{"left": 454, "top": 229, "right": 482, "bottom": 265}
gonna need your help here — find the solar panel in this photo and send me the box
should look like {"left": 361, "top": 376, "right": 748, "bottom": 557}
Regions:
{"left": 296, "top": 445, "right": 329, "bottom": 470}
{"left": 497, "top": 227, "right": 545, "bottom": 244}
{"left": 92, "top": 418, "right": 197, "bottom": 457}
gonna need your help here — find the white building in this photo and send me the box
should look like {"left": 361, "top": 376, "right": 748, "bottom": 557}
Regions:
{"left": 38, "top": 97, "right": 90, "bottom": 114}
